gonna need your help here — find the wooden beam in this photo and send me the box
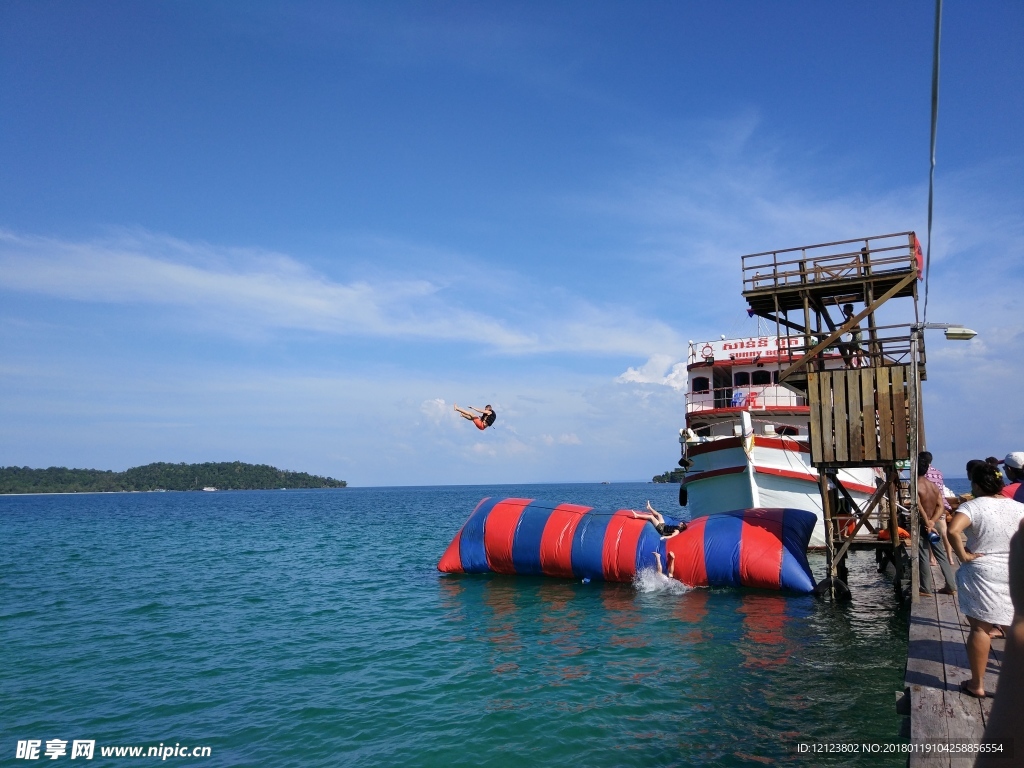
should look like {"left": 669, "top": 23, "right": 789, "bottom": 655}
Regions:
{"left": 778, "top": 270, "right": 919, "bottom": 382}
{"left": 750, "top": 309, "right": 808, "bottom": 336}
{"left": 831, "top": 470, "right": 896, "bottom": 564}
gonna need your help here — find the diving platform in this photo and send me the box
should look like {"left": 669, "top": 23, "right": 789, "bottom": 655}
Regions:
{"left": 741, "top": 231, "right": 921, "bottom": 316}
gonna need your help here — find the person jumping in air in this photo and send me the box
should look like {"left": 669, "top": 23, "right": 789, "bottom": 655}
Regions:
{"left": 632, "top": 500, "right": 688, "bottom": 539}
{"left": 454, "top": 404, "right": 496, "bottom": 431}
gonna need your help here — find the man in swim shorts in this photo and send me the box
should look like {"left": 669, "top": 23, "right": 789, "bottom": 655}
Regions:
{"left": 632, "top": 501, "right": 688, "bottom": 539}
{"left": 454, "top": 404, "right": 496, "bottom": 430}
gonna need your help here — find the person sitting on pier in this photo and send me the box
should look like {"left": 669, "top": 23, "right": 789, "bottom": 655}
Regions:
{"left": 1000, "top": 452, "right": 1024, "bottom": 503}
{"left": 916, "top": 455, "right": 958, "bottom": 597}
{"left": 454, "top": 404, "right": 496, "bottom": 431}
{"left": 947, "top": 463, "right": 1024, "bottom": 699}
{"left": 632, "top": 501, "right": 688, "bottom": 539}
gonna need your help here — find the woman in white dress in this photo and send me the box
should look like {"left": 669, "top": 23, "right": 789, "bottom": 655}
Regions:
{"left": 947, "top": 463, "right": 1024, "bottom": 698}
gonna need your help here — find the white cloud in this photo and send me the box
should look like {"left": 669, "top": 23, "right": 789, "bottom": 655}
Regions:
{"left": 0, "top": 229, "right": 686, "bottom": 358}
{"left": 616, "top": 354, "right": 689, "bottom": 391}
{"left": 419, "top": 397, "right": 452, "bottom": 425}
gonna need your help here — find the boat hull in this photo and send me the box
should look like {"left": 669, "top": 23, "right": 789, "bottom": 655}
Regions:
{"left": 683, "top": 437, "right": 874, "bottom": 548}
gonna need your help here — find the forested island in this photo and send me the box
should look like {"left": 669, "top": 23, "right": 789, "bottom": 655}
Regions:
{"left": 0, "top": 462, "right": 347, "bottom": 494}
{"left": 652, "top": 468, "right": 686, "bottom": 483}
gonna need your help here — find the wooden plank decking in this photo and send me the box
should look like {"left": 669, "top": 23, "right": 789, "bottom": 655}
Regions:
{"left": 905, "top": 564, "right": 1004, "bottom": 767}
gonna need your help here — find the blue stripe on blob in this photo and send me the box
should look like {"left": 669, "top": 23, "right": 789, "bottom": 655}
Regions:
{"left": 459, "top": 497, "right": 500, "bottom": 573}
{"left": 634, "top": 522, "right": 664, "bottom": 574}
{"left": 779, "top": 509, "right": 817, "bottom": 593}
{"left": 511, "top": 500, "right": 555, "bottom": 575}
{"left": 570, "top": 511, "right": 612, "bottom": 580}
{"left": 702, "top": 513, "right": 744, "bottom": 587}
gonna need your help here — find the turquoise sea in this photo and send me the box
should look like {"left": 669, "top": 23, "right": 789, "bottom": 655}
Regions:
{"left": 2, "top": 483, "right": 912, "bottom": 767}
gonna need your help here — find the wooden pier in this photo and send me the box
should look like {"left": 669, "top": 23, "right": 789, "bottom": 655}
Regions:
{"left": 902, "top": 564, "right": 1004, "bottom": 766}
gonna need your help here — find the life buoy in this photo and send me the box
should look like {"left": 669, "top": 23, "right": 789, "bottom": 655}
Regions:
{"left": 878, "top": 528, "right": 911, "bottom": 541}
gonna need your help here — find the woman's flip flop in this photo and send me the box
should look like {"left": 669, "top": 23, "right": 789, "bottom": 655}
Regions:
{"left": 958, "top": 680, "right": 990, "bottom": 699}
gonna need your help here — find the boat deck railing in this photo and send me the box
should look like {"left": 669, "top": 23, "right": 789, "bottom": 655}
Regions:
{"left": 687, "top": 386, "right": 808, "bottom": 415}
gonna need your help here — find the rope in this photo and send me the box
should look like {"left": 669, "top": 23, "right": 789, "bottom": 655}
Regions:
{"left": 924, "top": 0, "right": 943, "bottom": 322}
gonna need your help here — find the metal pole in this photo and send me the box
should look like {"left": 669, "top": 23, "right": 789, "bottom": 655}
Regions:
{"left": 820, "top": 472, "right": 836, "bottom": 600}
{"left": 909, "top": 330, "right": 921, "bottom": 602}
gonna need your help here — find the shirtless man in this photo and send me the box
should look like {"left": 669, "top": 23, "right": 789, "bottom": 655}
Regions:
{"left": 917, "top": 454, "right": 958, "bottom": 596}
{"left": 454, "top": 404, "right": 496, "bottom": 431}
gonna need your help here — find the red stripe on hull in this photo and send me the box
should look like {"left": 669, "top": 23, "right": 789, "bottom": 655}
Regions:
{"left": 738, "top": 514, "right": 783, "bottom": 589}
{"left": 686, "top": 436, "right": 809, "bottom": 458}
{"left": 482, "top": 498, "right": 533, "bottom": 574}
{"left": 753, "top": 466, "right": 875, "bottom": 495}
{"left": 683, "top": 466, "right": 747, "bottom": 485}
{"left": 539, "top": 503, "right": 591, "bottom": 578}
{"left": 684, "top": 464, "right": 874, "bottom": 497}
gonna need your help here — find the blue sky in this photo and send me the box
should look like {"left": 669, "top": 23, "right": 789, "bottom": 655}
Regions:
{"left": 1, "top": 1, "right": 1021, "bottom": 485}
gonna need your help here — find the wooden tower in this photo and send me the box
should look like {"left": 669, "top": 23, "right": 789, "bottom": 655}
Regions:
{"left": 740, "top": 232, "right": 926, "bottom": 601}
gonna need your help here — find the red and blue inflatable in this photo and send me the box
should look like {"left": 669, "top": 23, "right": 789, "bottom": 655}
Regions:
{"left": 438, "top": 498, "right": 817, "bottom": 594}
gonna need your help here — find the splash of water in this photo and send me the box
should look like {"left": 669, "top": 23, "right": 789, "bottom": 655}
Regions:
{"left": 633, "top": 568, "right": 692, "bottom": 595}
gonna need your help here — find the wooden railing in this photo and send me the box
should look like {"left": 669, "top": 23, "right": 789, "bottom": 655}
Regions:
{"left": 741, "top": 232, "right": 919, "bottom": 294}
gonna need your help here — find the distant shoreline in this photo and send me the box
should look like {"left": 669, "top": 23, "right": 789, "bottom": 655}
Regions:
{"left": 0, "top": 461, "right": 346, "bottom": 495}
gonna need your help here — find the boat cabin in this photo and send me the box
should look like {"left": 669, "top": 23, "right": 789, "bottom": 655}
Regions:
{"left": 683, "top": 334, "right": 846, "bottom": 441}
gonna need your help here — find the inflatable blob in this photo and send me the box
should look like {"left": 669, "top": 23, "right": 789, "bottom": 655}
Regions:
{"left": 438, "top": 498, "right": 818, "bottom": 594}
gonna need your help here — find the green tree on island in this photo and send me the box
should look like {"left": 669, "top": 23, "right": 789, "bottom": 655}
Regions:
{"left": 0, "top": 462, "right": 347, "bottom": 494}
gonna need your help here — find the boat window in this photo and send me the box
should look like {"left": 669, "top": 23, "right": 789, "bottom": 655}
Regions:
{"left": 733, "top": 371, "right": 750, "bottom": 387}
{"left": 695, "top": 425, "right": 711, "bottom": 437}
{"left": 772, "top": 370, "right": 780, "bottom": 383}
{"left": 691, "top": 376, "right": 710, "bottom": 393}
{"left": 751, "top": 370, "right": 771, "bottom": 385}
{"left": 775, "top": 425, "right": 799, "bottom": 436}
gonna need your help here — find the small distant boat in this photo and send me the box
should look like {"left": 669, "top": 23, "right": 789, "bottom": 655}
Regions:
{"left": 202, "top": 486, "right": 217, "bottom": 492}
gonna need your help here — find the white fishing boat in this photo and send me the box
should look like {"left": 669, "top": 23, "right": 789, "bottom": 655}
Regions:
{"left": 677, "top": 334, "right": 877, "bottom": 548}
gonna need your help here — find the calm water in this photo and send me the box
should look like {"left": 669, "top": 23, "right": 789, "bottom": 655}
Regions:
{"left": 2, "top": 484, "right": 910, "bottom": 767}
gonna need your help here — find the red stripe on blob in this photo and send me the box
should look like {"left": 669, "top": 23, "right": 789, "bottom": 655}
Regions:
{"left": 437, "top": 527, "right": 464, "bottom": 573}
{"left": 601, "top": 511, "right": 645, "bottom": 582}
{"left": 668, "top": 518, "right": 708, "bottom": 587}
{"left": 539, "top": 503, "right": 591, "bottom": 578}
{"left": 738, "top": 513, "right": 784, "bottom": 589}
{"left": 483, "top": 498, "right": 533, "bottom": 574}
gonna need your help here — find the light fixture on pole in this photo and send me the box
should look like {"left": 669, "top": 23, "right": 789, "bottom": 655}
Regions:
{"left": 911, "top": 322, "right": 977, "bottom": 341}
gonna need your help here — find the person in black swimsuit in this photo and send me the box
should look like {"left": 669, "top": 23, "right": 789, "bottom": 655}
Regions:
{"left": 454, "top": 404, "right": 496, "bottom": 431}
{"left": 632, "top": 500, "right": 688, "bottom": 539}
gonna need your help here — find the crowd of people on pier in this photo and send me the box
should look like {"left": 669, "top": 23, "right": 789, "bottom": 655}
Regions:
{"left": 916, "top": 450, "right": 1024, "bottom": 716}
